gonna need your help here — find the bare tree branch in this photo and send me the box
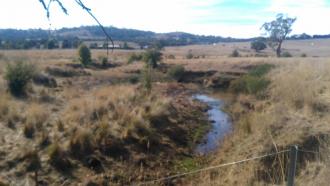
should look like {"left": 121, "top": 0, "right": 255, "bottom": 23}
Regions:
{"left": 38, "top": 0, "right": 114, "bottom": 57}
{"left": 74, "top": 0, "right": 114, "bottom": 55}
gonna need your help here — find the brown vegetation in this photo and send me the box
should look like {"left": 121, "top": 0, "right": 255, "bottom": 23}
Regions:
{"left": 0, "top": 42, "right": 330, "bottom": 185}
{"left": 192, "top": 59, "right": 330, "bottom": 186}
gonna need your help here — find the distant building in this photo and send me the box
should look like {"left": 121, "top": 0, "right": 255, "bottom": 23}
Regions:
{"left": 95, "top": 43, "right": 120, "bottom": 49}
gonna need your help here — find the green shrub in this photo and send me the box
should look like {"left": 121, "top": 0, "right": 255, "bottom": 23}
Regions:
{"left": 128, "top": 75, "right": 139, "bottom": 84}
{"left": 33, "top": 73, "right": 57, "bottom": 88}
{"left": 167, "top": 54, "right": 175, "bottom": 59}
{"left": 100, "top": 57, "right": 108, "bottom": 67}
{"left": 143, "top": 49, "right": 162, "bottom": 68}
{"left": 301, "top": 53, "right": 307, "bottom": 57}
{"left": 78, "top": 44, "right": 92, "bottom": 66}
{"left": 244, "top": 75, "right": 270, "bottom": 95}
{"left": 45, "top": 67, "right": 90, "bottom": 77}
{"left": 229, "top": 75, "right": 270, "bottom": 95}
{"left": 251, "top": 40, "right": 267, "bottom": 52}
{"left": 229, "top": 64, "right": 272, "bottom": 95}
{"left": 281, "top": 51, "right": 292, "bottom": 57}
{"left": 230, "top": 49, "right": 240, "bottom": 57}
{"left": 142, "top": 65, "right": 152, "bottom": 93}
{"left": 229, "top": 77, "right": 247, "bottom": 94}
{"left": 168, "top": 65, "right": 185, "bottom": 81}
{"left": 4, "top": 61, "right": 36, "bottom": 96}
{"left": 248, "top": 64, "right": 274, "bottom": 77}
{"left": 128, "top": 53, "right": 143, "bottom": 64}
{"left": 186, "top": 52, "right": 194, "bottom": 59}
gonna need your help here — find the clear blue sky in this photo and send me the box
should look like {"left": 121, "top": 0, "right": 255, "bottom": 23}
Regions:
{"left": 0, "top": 0, "right": 329, "bottom": 38}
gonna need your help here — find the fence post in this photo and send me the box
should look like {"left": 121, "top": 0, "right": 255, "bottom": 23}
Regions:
{"left": 287, "top": 145, "right": 298, "bottom": 186}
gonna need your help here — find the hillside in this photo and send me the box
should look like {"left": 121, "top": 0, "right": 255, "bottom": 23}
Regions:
{"left": 1, "top": 26, "right": 329, "bottom": 49}
{"left": 0, "top": 26, "right": 249, "bottom": 47}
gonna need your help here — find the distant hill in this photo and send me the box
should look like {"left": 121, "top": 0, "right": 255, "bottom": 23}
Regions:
{"left": 0, "top": 26, "right": 250, "bottom": 47}
{"left": 0, "top": 26, "right": 329, "bottom": 49}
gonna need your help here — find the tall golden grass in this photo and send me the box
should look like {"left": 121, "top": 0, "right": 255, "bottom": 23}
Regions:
{"left": 1, "top": 47, "right": 330, "bottom": 185}
{"left": 194, "top": 59, "right": 330, "bottom": 186}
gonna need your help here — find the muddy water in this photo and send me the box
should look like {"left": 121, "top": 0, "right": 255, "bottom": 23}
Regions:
{"left": 194, "top": 94, "right": 232, "bottom": 155}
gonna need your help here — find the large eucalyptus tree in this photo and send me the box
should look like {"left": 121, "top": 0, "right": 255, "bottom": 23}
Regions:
{"left": 261, "top": 14, "right": 296, "bottom": 57}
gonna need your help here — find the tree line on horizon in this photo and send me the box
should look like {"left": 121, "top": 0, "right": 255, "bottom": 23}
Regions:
{"left": 0, "top": 25, "right": 328, "bottom": 50}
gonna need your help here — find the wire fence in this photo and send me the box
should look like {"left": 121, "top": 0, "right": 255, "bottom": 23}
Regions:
{"left": 136, "top": 146, "right": 320, "bottom": 186}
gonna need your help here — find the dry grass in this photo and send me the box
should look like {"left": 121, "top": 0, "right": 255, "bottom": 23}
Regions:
{"left": 0, "top": 93, "right": 21, "bottom": 126}
{"left": 193, "top": 59, "right": 330, "bottom": 186}
{"left": 63, "top": 85, "right": 170, "bottom": 141}
{"left": 269, "top": 60, "right": 330, "bottom": 112}
{"left": 0, "top": 94, "right": 11, "bottom": 118}
{"left": 1, "top": 42, "right": 330, "bottom": 185}
{"left": 164, "top": 38, "right": 330, "bottom": 57}
{"left": 69, "top": 128, "right": 96, "bottom": 158}
{"left": 47, "top": 142, "right": 71, "bottom": 171}
{"left": 25, "top": 103, "right": 49, "bottom": 130}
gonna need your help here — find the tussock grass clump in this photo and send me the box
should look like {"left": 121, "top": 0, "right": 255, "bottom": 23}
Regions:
{"left": 142, "top": 65, "right": 152, "bottom": 93}
{"left": 229, "top": 49, "right": 240, "bottom": 57}
{"left": 186, "top": 52, "right": 194, "bottom": 59}
{"left": 95, "top": 122, "right": 128, "bottom": 157}
{"left": 64, "top": 85, "right": 169, "bottom": 153}
{"left": 45, "top": 67, "right": 90, "bottom": 77}
{"left": 69, "top": 128, "right": 96, "bottom": 158}
{"left": 0, "top": 94, "right": 11, "bottom": 118}
{"left": 281, "top": 51, "right": 292, "bottom": 57}
{"left": 128, "top": 53, "right": 143, "bottom": 64}
{"left": 128, "top": 75, "right": 140, "bottom": 84}
{"left": 56, "top": 120, "right": 65, "bottom": 132}
{"left": 47, "top": 142, "right": 71, "bottom": 171}
{"left": 100, "top": 56, "right": 108, "bottom": 67}
{"left": 0, "top": 94, "right": 21, "bottom": 127}
{"left": 24, "top": 150, "right": 41, "bottom": 172}
{"left": 168, "top": 65, "right": 185, "bottom": 81}
{"left": 167, "top": 54, "right": 176, "bottom": 59}
{"left": 26, "top": 103, "right": 49, "bottom": 130}
{"left": 39, "top": 130, "right": 50, "bottom": 147}
{"left": 4, "top": 61, "right": 36, "bottom": 96}
{"left": 23, "top": 122, "right": 35, "bottom": 138}
{"left": 33, "top": 73, "right": 57, "bottom": 88}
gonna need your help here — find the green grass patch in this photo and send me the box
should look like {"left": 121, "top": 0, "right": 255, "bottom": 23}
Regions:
{"left": 191, "top": 120, "right": 211, "bottom": 144}
{"left": 167, "top": 65, "right": 185, "bottom": 81}
{"left": 229, "top": 64, "right": 273, "bottom": 96}
{"left": 248, "top": 64, "right": 274, "bottom": 77}
{"left": 174, "top": 157, "right": 202, "bottom": 172}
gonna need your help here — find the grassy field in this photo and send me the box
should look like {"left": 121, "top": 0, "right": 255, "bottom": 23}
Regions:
{"left": 165, "top": 38, "right": 330, "bottom": 58}
{"left": 0, "top": 39, "right": 330, "bottom": 185}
